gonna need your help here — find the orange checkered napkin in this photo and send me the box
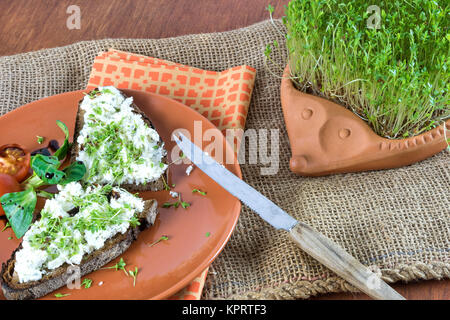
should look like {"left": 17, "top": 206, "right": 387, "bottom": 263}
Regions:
{"left": 86, "top": 49, "right": 256, "bottom": 300}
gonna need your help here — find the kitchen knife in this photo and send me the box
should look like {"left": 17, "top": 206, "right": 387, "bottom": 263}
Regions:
{"left": 173, "top": 132, "right": 405, "bottom": 300}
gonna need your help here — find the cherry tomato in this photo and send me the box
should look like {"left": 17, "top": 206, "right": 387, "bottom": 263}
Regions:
{"left": 0, "top": 144, "right": 31, "bottom": 182}
{"left": 0, "top": 173, "right": 21, "bottom": 216}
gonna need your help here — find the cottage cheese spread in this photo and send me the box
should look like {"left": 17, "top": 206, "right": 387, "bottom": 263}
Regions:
{"left": 14, "top": 182, "right": 144, "bottom": 283}
{"left": 76, "top": 86, "right": 167, "bottom": 186}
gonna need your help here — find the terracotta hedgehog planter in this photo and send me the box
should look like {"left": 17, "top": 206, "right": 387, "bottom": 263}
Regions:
{"left": 280, "top": 66, "right": 450, "bottom": 176}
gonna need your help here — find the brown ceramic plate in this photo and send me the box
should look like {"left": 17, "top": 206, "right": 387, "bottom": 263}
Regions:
{"left": 0, "top": 89, "right": 241, "bottom": 300}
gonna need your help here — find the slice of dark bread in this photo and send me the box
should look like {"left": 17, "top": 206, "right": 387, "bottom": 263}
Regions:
{"left": 1, "top": 199, "right": 158, "bottom": 300}
{"left": 70, "top": 88, "right": 168, "bottom": 192}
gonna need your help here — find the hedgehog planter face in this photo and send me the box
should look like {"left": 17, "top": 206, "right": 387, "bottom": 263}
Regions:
{"left": 280, "top": 66, "right": 449, "bottom": 176}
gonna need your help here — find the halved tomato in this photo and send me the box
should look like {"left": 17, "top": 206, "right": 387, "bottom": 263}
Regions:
{"left": 0, "top": 173, "right": 21, "bottom": 216}
{"left": 0, "top": 144, "right": 31, "bottom": 182}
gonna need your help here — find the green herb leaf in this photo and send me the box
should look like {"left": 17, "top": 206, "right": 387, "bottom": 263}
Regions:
{"left": 205, "top": 232, "right": 211, "bottom": 237}
{"left": 82, "top": 278, "right": 93, "bottom": 289}
{"left": 87, "top": 89, "right": 100, "bottom": 98}
{"left": 53, "top": 120, "right": 71, "bottom": 161}
{"left": 1, "top": 188, "right": 37, "bottom": 238}
{"left": 192, "top": 188, "right": 207, "bottom": 196}
{"left": 180, "top": 201, "right": 190, "bottom": 209}
{"left": 163, "top": 201, "right": 190, "bottom": 209}
{"left": 36, "top": 190, "right": 55, "bottom": 199}
{"left": 1, "top": 221, "right": 10, "bottom": 232}
{"left": 162, "top": 202, "right": 176, "bottom": 208}
{"left": 103, "top": 257, "right": 128, "bottom": 276}
{"left": 31, "top": 154, "right": 65, "bottom": 185}
{"left": 37, "top": 136, "right": 44, "bottom": 144}
{"left": 128, "top": 267, "right": 138, "bottom": 287}
{"left": 264, "top": 44, "right": 272, "bottom": 58}
{"left": 60, "top": 161, "right": 86, "bottom": 185}
{"left": 54, "top": 293, "right": 70, "bottom": 298}
{"left": 148, "top": 235, "right": 169, "bottom": 247}
{"left": 0, "top": 120, "right": 86, "bottom": 240}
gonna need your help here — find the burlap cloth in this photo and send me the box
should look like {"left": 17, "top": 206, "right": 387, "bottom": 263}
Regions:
{"left": 0, "top": 20, "right": 448, "bottom": 299}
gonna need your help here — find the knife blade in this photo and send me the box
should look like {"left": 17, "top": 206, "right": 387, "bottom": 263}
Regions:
{"left": 173, "top": 132, "right": 405, "bottom": 300}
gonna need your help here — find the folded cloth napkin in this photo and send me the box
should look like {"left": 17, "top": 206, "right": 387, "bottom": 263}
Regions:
{"left": 86, "top": 49, "right": 256, "bottom": 299}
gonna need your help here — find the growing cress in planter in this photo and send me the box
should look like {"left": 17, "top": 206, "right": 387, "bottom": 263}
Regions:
{"left": 266, "top": 0, "right": 449, "bottom": 175}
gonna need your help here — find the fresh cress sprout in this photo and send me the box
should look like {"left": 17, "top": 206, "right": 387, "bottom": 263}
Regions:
{"left": 267, "top": 0, "right": 449, "bottom": 138}
{"left": 148, "top": 235, "right": 169, "bottom": 247}
{"left": 192, "top": 188, "right": 207, "bottom": 196}
{"left": 82, "top": 278, "right": 93, "bottom": 289}
{"left": 103, "top": 257, "right": 128, "bottom": 276}
{"left": 0, "top": 120, "right": 87, "bottom": 238}
{"left": 162, "top": 191, "right": 190, "bottom": 210}
{"left": 128, "top": 267, "right": 139, "bottom": 287}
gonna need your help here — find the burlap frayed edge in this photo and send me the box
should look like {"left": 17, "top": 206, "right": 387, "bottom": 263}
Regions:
{"left": 207, "top": 261, "right": 450, "bottom": 300}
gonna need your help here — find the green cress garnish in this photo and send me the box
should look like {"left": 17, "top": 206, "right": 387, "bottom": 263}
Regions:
{"left": 82, "top": 278, "right": 93, "bottom": 289}
{"left": 162, "top": 192, "right": 190, "bottom": 210}
{"left": 82, "top": 118, "right": 162, "bottom": 184}
{"left": 192, "top": 188, "right": 207, "bottom": 196}
{"left": 128, "top": 267, "right": 139, "bottom": 287}
{"left": 162, "top": 200, "right": 190, "bottom": 209}
{"left": 2, "top": 221, "right": 10, "bottom": 232}
{"left": 148, "top": 235, "right": 169, "bottom": 247}
{"left": 103, "top": 257, "right": 128, "bottom": 276}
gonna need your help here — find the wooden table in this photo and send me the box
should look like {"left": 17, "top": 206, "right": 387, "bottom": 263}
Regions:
{"left": 0, "top": 0, "right": 447, "bottom": 300}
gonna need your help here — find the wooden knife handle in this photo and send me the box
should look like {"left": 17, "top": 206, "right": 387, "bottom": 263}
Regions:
{"left": 289, "top": 222, "right": 405, "bottom": 300}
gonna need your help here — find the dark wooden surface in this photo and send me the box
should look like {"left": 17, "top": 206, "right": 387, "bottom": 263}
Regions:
{"left": 0, "top": 0, "right": 289, "bottom": 56}
{"left": 0, "top": 0, "right": 447, "bottom": 300}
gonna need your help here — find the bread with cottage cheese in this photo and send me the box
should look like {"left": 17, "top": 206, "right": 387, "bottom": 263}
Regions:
{"left": 70, "top": 87, "right": 168, "bottom": 192}
{"left": 1, "top": 188, "right": 158, "bottom": 300}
